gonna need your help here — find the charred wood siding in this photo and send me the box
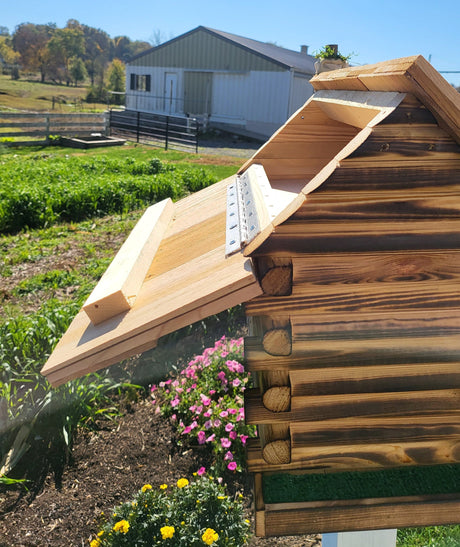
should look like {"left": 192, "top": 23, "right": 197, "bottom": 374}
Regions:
{"left": 244, "top": 97, "right": 460, "bottom": 533}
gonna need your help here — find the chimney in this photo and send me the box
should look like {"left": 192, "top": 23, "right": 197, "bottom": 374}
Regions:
{"left": 300, "top": 45, "right": 309, "bottom": 55}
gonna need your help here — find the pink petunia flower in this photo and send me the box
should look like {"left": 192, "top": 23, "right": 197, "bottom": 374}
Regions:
{"left": 197, "top": 466, "right": 206, "bottom": 476}
{"left": 225, "top": 423, "right": 234, "bottom": 432}
{"left": 224, "top": 451, "right": 234, "bottom": 461}
{"left": 197, "top": 431, "right": 206, "bottom": 445}
{"left": 227, "top": 461, "right": 237, "bottom": 471}
{"left": 220, "top": 437, "right": 232, "bottom": 448}
{"left": 200, "top": 394, "right": 211, "bottom": 406}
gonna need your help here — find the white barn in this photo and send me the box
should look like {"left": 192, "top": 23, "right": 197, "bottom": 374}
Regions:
{"left": 125, "top": 26, "right": 316, "bottom": 139}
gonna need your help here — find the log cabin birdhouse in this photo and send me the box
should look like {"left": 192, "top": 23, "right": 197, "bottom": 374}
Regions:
{"left": 42, "top": 56, "right": 460, "bottom": 537}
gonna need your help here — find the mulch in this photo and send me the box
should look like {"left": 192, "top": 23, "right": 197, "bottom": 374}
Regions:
{"left": 0, "top": 397, "right": 320, "bottom": 547}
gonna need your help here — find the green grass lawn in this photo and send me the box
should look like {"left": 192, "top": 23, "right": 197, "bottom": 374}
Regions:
{"left": 0, "top": 73, "right": 106, "bottom": 112}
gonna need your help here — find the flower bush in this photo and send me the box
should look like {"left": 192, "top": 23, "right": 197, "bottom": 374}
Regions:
{"left": 90, "top": 474, "right": 251, "bottom": 546}
{"left": 150, "top": 337, "right": 256, "bottom": 475}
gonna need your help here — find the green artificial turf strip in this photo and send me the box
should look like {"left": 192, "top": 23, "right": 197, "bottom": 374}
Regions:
{"left": 263, "top": 464, "right": 460, "bottom": 503}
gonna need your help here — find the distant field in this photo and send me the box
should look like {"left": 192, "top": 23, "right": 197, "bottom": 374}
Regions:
{"left": 0, "top": 74, "right": 106, "bottom": 112}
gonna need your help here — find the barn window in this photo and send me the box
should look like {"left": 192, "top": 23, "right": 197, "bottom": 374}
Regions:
{"left": 129, "top": 74, "right": 151, "bottom": 92}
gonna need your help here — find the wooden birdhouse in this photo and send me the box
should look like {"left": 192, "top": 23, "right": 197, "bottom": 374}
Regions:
{"left": 42, "top": 56, "right": 460, "bottom": 537}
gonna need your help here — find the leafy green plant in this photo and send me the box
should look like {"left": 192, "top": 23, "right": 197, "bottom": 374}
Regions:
{"left": 0, "top": 297, "right": 138, "bottom": 485}
{"left": 314, "top": 44, "right": 352, "bottom": 62}
{"left": 0, "top": 154, "right": 218, "bottom": 234}
{"left": 90, "top": 474, "right": 251, "bottom": 546}
{"left": 47, "top": 135, "right": 62, "bottom": 145}
{"left": 151, "top": 337, "right": 256, "bottom": 475}
{"left": 397, "top": 525, "right": 460, "bottom": 546}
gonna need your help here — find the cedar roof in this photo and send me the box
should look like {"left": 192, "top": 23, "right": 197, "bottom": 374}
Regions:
{"left": 41, "top": 56, "right": 460, "bottom": 386}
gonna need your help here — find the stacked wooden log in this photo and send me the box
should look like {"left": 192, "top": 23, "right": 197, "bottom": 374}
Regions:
{"left": 243, "top": 83, "right": 460, "bottom": 535}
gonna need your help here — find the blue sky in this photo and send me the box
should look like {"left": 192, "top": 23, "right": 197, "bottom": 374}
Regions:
{"left": 2, "top": 0, "right": 460, "bottom": 85}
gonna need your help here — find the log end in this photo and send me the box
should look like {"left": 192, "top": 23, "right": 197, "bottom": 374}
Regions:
{"left": 262, "top": 328, "right": 292, "bottom": 356}
{"left": 263, "top": 386, "right": 291, "bottom": 412}
{"left": 260, "top": 266, "right": 292, "bottom": 296}
{"left": 263, "top": 439, "right": 291, "bottom": 465}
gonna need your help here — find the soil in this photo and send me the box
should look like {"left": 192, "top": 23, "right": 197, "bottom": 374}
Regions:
{"left": 0, "top": 398, "right": 321, "bottom": 547}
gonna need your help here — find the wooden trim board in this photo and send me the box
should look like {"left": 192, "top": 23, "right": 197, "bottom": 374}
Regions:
{"left": 257, "top": 494, "right": 460, "bottom": 536}
{"left": 83, "top": 198, "right": 174, "bottom": 324}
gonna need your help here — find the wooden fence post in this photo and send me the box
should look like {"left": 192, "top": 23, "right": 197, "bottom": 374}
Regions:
{"left": 104, "top": 112, "right": 109, "bottom": 136}
{"left": 45, "top": 114, "right": 50, "bottom": 144}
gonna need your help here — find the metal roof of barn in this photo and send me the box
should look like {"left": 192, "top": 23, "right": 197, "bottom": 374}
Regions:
{"left": 129, "top": 26, "right": 316, "bottom": 74}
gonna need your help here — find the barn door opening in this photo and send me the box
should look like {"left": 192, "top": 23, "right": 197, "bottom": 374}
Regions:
{"left": 164, "top": 72, "right": 178, "bottom": 114}
{"left": 184, "top": 71, "right": 212, "bottom": 115}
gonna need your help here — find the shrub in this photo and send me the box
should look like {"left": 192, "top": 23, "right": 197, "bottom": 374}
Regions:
{"left": 151, "top": 337, "right": 256, "bottom": 475}
{"left": 0, "top": 154, "right": 217, "bottom": 234}
{"left": 90, "top": 474, "right": 251, "bottom": 546}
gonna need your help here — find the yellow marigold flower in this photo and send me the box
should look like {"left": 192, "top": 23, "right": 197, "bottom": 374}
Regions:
{"left": 160, "top": 483, "right": 168, "bottom": 490}
{"left": 177, "top": 478, "right": 189, "bottom": 488}
{"left": 217, "top": 495, "right": 226, "bottom": 500}
{"left": 141, "top": 484, "right": 153, "bottom": 492}
{"left": 90, "top": 539, "right": 101, "bottom": 547}
{"left": 202, "top": 528, "right": 219, "bottom": 545}
{"left": 181, "top": 521, "right": 185, "bottom": 525}
{"left": 97, "top": 530, "right": 104, "bottom": 537}
{"left": 160, "top": 525, "right": 175, "bottom": 539}
{"left": 113, "top": 519, "right": 130, "bottom": 534}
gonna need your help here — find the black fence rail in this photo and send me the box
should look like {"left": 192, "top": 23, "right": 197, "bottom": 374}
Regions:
{"left": 109, "top": 110, "right": 198, "bottom": 153}
{"left": 0, "top": 112, "right": 108, "bottom": 146}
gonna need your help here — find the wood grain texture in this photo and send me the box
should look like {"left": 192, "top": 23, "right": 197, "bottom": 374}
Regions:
{"left": 245, "top": 388, "right": 460, "bottom": 424}
{"left": 247, "top": 250, "right": 460, "bottom": 315}
{"left": 310, "top": 55, "right": 460, "bottom": 145}
{"left": 42, "top": 176, "right": 263, "bottom": 385}
{"left": 261, "top": 494, "right": 460, "bottom": 535}
{"left": 289, "top": 363, "right": 460, "bottom": 396}
{"left": 246, "top": 436, "right": 460, "bottom": 473}
{"left": 250, "top": 223, "right": 460, "bottom": 256}
{"left": 316, "top": 162, "right": 460, "bottom": 193}
{"left": 83, "top": 198, "right": 174, "bottom": 324}
{"left": 244, "top": 309, "right": 460, "bottom": 370}
{"left": 290, "top": 415, "right": 460, "bottom": 448}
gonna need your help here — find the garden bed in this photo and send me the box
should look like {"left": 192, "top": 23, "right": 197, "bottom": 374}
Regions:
{"left": 0, "top": 399, "right": 320, "bottom": 547}
{"left": 59, "top": 135, "right": 126, "bottom": 149}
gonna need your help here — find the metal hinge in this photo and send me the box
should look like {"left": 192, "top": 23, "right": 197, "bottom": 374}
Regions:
{"left": 225, "top": 168, "right": 263, "bottom": 256}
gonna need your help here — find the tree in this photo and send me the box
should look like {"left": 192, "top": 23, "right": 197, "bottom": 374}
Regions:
{"left": 47, "top": 25, "right": 85, "bottom": 85}
{"left": 113, "top": 35, "right": 150, "bottom": 62}
{"left": 0, "top": 36, "right": 20, "bottom": 77}
{"left": 12, "top": 23, "right": 55, "bottom": 81}
{"left": 107, "top": 58, "right": 125, "bottom": 105}
{"left": 81, "top": 24, "right": 111, "bottom": 85}
{"left": 69, "top": 56, "right": 87, "bottom": 86}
